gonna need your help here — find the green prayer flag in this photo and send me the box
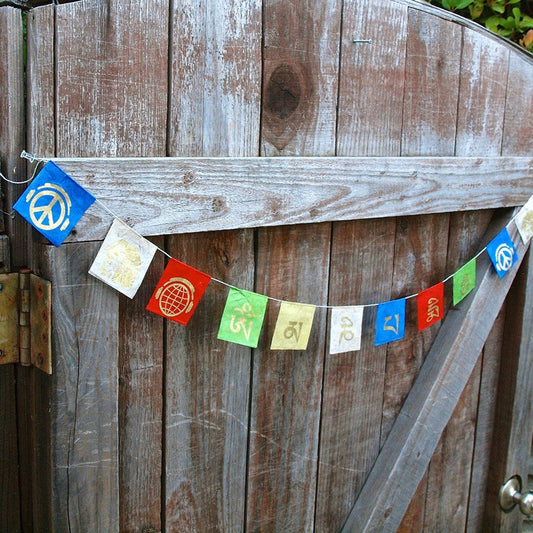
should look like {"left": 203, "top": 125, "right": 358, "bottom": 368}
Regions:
{"left": 217, "top": 288, "right": 268, "bottom": 348}
{"left": 453, "top": 257, "right": 476, "bottom": 306}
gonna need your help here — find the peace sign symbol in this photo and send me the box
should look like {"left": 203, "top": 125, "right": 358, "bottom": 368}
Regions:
{"left": 28, "top": 183, "right": 71, "bottom": 232}
{"left": 495, "top": 243, "right": 514, "bottom": 272}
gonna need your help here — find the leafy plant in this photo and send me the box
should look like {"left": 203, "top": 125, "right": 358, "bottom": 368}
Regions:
{"left": 425, "top": 0, "right": 533, "bottom": 52}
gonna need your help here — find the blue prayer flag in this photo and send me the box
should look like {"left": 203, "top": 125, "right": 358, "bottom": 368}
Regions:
{"left": 13, "top": 161, "right": 95, "bottom": 246}
{"left": 375, "top": 298, "right": 406, "bottom": 346}
{"left": 486, "top": 227, "right": 517, "bottom": 279}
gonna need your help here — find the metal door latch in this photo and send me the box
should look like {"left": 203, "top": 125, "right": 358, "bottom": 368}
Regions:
{"left": 499, "top": 475, "right": 533, "bottom": 516}
{"left": 0, "top": 269, "right": 52, "bottom": 374}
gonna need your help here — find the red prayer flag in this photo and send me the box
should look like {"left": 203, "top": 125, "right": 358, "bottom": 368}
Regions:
{"left": 417, "top": 282, "right": 444, "bottom": 331}
{"left": 146, "top": 258, "right": 211, "bottom": 325}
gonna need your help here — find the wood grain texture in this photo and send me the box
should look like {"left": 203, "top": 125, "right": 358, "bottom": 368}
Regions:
{"left": 56, "top": 0, "right": 169, "bottom": 157}
{"left": 315, "top": 218, "right": 396, "bottom": 532}
{"left": 0, "top": 9, "right": 25, "bottom": 533}
{"left": 466, "top": 307, "right": 505, "bottom": 531}
{"left": 247, "top": 1, "right": 339, "bottom": 530}
{"left": 428, "top": 26, "right": 511, "bottom": 530}
{"left": 342, "top": 221, "right": 530, "bottom": 532}
{"left": 455, "top": 30, "right": 509, "bottom": 156}
{"left": 502, "top": 53, "right": 533, "bottom": 158}
{"left": 36, "top": 241, "right": 119, "bottom": 532}
{"left": 48, "top": 155, "right": 533, "bottom": 242}
{"left": 167, "top": 0, "right": 261, "bottom": 157}
{"left": 0, "top": 6, "right": 28, "bottom": 264}
{"left": 424, "top": 210, "right": 493, "bottom": 532}
{"left": 164, "top": 230, "right": 254, "bottom": 532}
{"left": 247, "top": 223, "right": 330, "bottom": 531}
{"left": 261, "top": 0, "right": 341, "bottom": 155}
{"left": 118, "top": 236, "right": 164, "bottom": 533}
{"left": 25, "top": 7, "right": 55, "bottom": 529}
{"left": 165, "top": 1, "right": 261, "bottom": 530}
{"left": 483, "top": 248, "right": 533, "bottom": 532}
{"left": 336, "top": 0, "right": 408, "bottom": 157}
{"left": 393, "top": 10, "right": 461, "bottom": 528}
{"left": 316, "top": 3, "right": 407, "bottom": 529}
{"left": 53, "top": 2, "right": 170, "bottom": 530}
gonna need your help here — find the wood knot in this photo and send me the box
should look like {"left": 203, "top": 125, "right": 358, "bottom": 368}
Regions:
{"left": 262, "top": 61, "right": 313, "bottom": 150}
{"left": 211, "top": 197, "right": 226, "bottom": 212}
{"left": 266, "top": 64, "right": 301, "bottom": 120}
{"left": 182, "top": 171, "right": 195, "bottom": 184}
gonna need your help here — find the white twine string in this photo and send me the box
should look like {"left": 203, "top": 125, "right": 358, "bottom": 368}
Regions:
{"left": 7, "top": 151, "right": 525, "bottom": 310}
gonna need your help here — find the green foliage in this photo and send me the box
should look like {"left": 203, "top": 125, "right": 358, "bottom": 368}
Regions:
{"left": 425, "top": 0, "right": 533, "bottom": 52}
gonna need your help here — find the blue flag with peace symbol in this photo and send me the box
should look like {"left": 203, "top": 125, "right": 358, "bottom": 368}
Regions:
{"left": 486, "top": 227, "right": 517, "bottom": 279}
{"left": 13, "top": 161, "right": 95, "bottom": 246}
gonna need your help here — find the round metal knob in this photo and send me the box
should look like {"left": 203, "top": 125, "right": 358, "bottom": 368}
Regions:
{"left": 499, "top": 476, "right": 533, "bottom": 516}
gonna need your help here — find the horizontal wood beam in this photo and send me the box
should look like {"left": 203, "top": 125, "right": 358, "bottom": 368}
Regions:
{"left": 341, "top": 217, "right": 530, "bottom": 532}
{"left": 45, "top": 156, "right": 532, "bottom": 242}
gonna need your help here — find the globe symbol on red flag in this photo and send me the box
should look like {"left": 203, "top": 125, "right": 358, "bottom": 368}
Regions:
{"left": 155, "top": 277, "right": 195, "bottom": 317}
{"left": 146, "top": 258, "right": 212, "bottom": 325}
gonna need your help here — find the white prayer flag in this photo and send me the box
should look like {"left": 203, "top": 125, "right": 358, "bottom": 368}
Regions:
{"left": 89, "top": 218, "right": 157, "bottom": 298}
{"left": 329, "top": 306, "right": 364, "bottom": 354}
{"left": 515, "top": 195, "right": 533, "bottom": 244}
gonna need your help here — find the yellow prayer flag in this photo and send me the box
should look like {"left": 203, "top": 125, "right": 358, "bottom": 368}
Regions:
{"left": 270, "top": 302, "right": 316, "bottom": 350}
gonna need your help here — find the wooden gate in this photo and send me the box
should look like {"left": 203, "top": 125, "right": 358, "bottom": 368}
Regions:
{"left": 1, "top": 0, "right": 532, "bottom": 531}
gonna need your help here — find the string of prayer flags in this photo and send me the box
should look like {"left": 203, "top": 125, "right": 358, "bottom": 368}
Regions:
{"left": 217, "top": 288, "right": 268, "bottom": 348}
{"left": 146, "top": 258, "right": 211, "bottom": 325}
{"left": 486, "top": 227, "right": 517, "bottom": 279}
{"left": 270, "top": 302, "right": 316, "bottom": 350}
{"left": 89, "top": 218, "right": 158, "bottom": 298}
{"left": 13, "top": 161, "right": 95, "bottom": 246}
{"left": 375, "top": 298, "right": 406, "bottom": 346}
{"left": 10, "top": 157, "right": 531, "bottom": 354}
{"left": 453, "top": 258, "right": 476, "bottom": 306}
{"left": 329, "top": 306, "right": 364, "bottom": 354}
{"left": 515, "top": 195, "right": 533, "bottom": 243}
{"left": 417, "top": 282, "right": 444, "bottom": 331}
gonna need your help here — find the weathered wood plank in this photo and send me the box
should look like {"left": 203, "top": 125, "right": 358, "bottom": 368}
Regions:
{"left": 56, "top": 0, "right": 169, "bottom": 157}
{"left": 66, "top": 2, "right": 171, "bottom": 529}
{"left": 316, "top": 2, "right": 407, "bottom": 529}
{"left": 167, "top": 1, "right": 261, "bottom": 158}
{"left": 165, "top": 1, "right": 261, "bottom": 530}
{"left": 36, "top": 241, "right": 119, "bottom": 531}
{"left": 247, "top": 223, "right": 331, "bottom": 531}
{"left": 455, "top": 30, "right": 509, "bottom": 156}
{"left": 25, "top": 6, "right": 55, "bottom": 529}
{"left": 40, "top": 0, "right": 166, "bottom": 527}
{"left": 118, "top": 236, "right": 164, "bottom": 533}
{"left": 466, "top": 307, "right": 505, "bottom": 531}
{"left": 165, "top": 230, "right": 254, "bottom": 532}
{"left": 393, "top": 10, "right": 460, "bottom": 528}
{"left": 342, "top": 219, "right": 529, "bottom": 532}
{"left": 247, "top": 1, "right": 340, "bottom": 529}
{"left": 0, "top": 8, "right": 26, "bottom": 533}
{"left": 502, "top": 53, "right": 533, "bottom": 158}
{"left": 424, "top": 210, "right": 493, "bottom": 532}
{"left": 0, "top": 6, "right": 27, "bottom": 264}
{"left": 44, "top": 156, "right": 533, "bottom": 242}
{"left": 482, "top": 247, "right": 533, "bottom": 532}
{"left": 261, "top": 0, "right": 341, "bottom": 155}
{"left": 336, "top": 0, "right": 408, "bottom": 157}
{"left": 430, "top": 27, "right": 510, "bottom": 531}
{"left": 315, "top": 218, "right": 397, "bottom": 532}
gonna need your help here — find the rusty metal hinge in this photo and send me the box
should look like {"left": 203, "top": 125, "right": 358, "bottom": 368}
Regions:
{"left": 0, "top": 269, "right": 51, "bottom": 374}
